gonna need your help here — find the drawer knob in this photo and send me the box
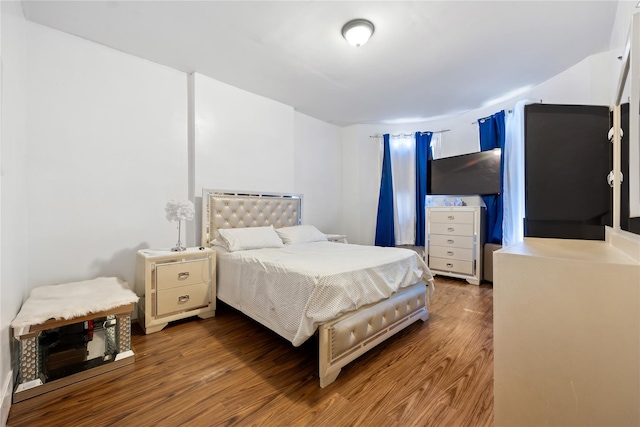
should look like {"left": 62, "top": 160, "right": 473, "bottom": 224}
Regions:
{"left": 178, "top": 295, "right": 190, "bottom": 303}
{"left": 446, "top": 263, "right": 454, "bottom": 268}
{"left": 448, "top": 215, "right": 455, "bottom": 220}
{"left": 447, "top": 239, "right": 454, "bottom": 244}
{"left": 447, "top": 227, "right": 455, "bottom": 232}
{"left": 447, "top": 251, "right": 454, "bottom": 256}
{"left": 177, "top": 272, "right": 190, "bottom": 279}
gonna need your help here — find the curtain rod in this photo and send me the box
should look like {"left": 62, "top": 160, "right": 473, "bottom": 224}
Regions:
{"left": 473, "top": 109, "right": 513, "bottom": 125}
{"left": 472, "top": 99, "right": 542, "bottom": 124}
{"left": 369, "top": 129, "right": 450, "bottom": 138}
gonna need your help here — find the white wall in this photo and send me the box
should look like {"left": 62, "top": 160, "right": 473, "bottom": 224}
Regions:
{"left": 0, "top": 3, "right": 27, "bottom": 424}
{"left": 26, "top": 22, "right": 189, "bottom": 288}
{"left": 18, "top": 24, "right": 346, "bottom": 287}
{"left": 293, "top": 112, "right": 342, "bottom": 233}
{"left": 192, "top": 72, "right": 295, "bottom": 242}
{"left": 193, "top": 72, "right": 295, "bottom": 195}
{"left": 341, "top": 125, "right": 360, "bottom": 242}
{"left": 192, "top": 74, "right": 343, "bottom": 242}
{"left": 609, "top": 1, "right": 638, "bottom": 105}
{"left": 342, "top": 50, "right": 615, "bottom": 245}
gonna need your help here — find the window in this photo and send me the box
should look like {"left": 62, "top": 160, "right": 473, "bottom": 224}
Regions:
{"left": 389, "top": 134, "right": 416, "bottom": 245}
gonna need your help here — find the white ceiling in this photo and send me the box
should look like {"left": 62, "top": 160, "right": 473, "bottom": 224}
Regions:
{"left": 21, "top": 1, "right": 622, "bottom": 127}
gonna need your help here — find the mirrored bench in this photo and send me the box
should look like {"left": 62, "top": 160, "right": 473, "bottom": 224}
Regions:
{"left": 11, "top": 278, "right": 137, "bottom": 403}
{"left": 13, "top": 303, "right": 135, "bottom": 402}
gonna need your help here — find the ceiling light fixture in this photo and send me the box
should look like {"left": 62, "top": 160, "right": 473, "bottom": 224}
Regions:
{"left": 342, "top": 19, "right": 375, "bottom": 47}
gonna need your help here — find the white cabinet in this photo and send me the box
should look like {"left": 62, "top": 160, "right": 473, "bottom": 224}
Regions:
{"left": 494, "top": 233, "right": 640, "bottom": 426}
{"left": 135, "top": 247, "right": 216, "bottom": 334}
{"left": 426, "top": 206, "right": 485, "bottom": 285}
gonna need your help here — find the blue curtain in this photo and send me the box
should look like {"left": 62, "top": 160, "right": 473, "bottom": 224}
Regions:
{"left": 478, "top": 111, "right": 505, "bottom": 244}
{"left": 375, "top": 134, "right": 395, "bottom": 246}
{"left": 415, "top": 131, "right": 432, "bottom": 246}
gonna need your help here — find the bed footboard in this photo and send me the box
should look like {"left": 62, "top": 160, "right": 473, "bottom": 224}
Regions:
{"left": 318, "top": 282, "right": 428, "bottom": 388}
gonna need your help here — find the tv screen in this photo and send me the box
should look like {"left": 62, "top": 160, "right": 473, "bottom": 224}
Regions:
{"left": 428, "top": 148, "right": 501, "bottom": 195}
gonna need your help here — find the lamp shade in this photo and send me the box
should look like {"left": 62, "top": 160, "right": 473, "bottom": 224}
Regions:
{"left": 165, "top": 199, "right": 194, "bottom": 252}
{"left": 165, "top": 200, "right": 194, "bottom": 222}
{"left": 342, "top": 19, "right": 374, "bottom": 47}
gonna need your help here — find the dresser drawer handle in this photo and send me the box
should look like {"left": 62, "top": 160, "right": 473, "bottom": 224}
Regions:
{"left": 448, "top": 215, "right": 455, "bottom": 220}
{"left": 447, "top": 239, "right": 454, "bottom": 244}
{"left": 177, "top": 272, "right": 190, "bottom": 279}
{"left": 447, "top": 227, "right": 455, "bottom": 232}
{"left": 447, "top": 251, "right": 454, "bottom": 256}
{"left": 446, "top": 263, "right": 454, "bottom": 268}
{"left": 178, "top": 295, "right": 190, "bottom": 303}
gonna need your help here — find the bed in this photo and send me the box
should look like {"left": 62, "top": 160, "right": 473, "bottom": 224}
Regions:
{"left": 201, "top": 190, "right": 434, "bottom": 387}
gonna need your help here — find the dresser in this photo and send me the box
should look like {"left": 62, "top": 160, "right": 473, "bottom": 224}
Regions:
{"left": 135, "top": 247, "right": 215, "bottom": 334}
{"left": 494, "top": 232, "right": 640, "bottom": 426}
{"left": 426, "top": 206, "right": 485, "bottom": 285}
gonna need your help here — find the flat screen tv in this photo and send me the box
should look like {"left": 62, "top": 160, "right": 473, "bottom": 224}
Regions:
{"left": 428, "top": 148, "right": 501, "bottom": 195}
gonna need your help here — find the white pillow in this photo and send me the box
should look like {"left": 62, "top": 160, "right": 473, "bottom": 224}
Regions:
{"left": 275, "top": 225, "right": 328, "bottom": 245}
{"left": 217, "top": 226, "right": 284, "bottom": 252}
{"left": 210, "top": 236, "right": 232, "bottom": 251}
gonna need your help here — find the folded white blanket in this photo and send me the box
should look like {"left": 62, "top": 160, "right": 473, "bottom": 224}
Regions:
{"left": 11, "top": 277, "right": 139, "bottom": 328}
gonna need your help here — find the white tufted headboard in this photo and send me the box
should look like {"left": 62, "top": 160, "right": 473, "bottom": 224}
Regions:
{"left": 201, "top": 190, "right": 302, "bottom": 247}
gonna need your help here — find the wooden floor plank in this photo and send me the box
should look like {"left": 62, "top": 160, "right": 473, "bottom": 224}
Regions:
{"left": 7, "top": 277, "right": 493, "bottom": 426}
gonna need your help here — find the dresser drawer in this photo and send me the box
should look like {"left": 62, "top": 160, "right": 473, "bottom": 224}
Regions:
{"left": 156, "top": 259, "right": 210, "bottom": 291}
{"left": 430, "top": 222, "right": 474, "bottom": 236}
{"left": 156, "top": 282, "right": 210, "bottom": 316}
{"left": 429, "top": 210, "right": 474, "bottom": 224}
{"left": 430, "top": 234, "right": 474, "bottom": 249}
{"left": 429, "top": 257, "right": 474, "bottom": 275}
{"left": 430, "top": 245, "right": 474, "bottom": 261}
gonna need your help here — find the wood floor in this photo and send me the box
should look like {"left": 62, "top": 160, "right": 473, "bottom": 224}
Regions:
{"left": 7, "top": 277, "right": 493, "bottom": 427}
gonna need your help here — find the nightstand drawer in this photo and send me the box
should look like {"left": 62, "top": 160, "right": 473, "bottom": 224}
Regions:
{"left": 430, "top": 234, "right": 474, "bottom": 249}
{"left": 430, "top": 222, "right": 474, "bottom": 236}
{"left": 156, "top": 259, "right": 209, "bottom": 291}
{"left": 429, "top": 210, "right": 474, "bottom": 224}
{"left": 156, "top": 282, "right": 210, "bottom": 316}
{"left": 430, "top": 245, "right": 474, "bottom": 261}
{"left": 429, "top": 257, "right": 473, "bottom": 275}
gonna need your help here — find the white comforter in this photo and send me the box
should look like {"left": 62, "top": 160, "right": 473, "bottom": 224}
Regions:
{"left": 216, "top": 242, "right": 434, "bottom": 346}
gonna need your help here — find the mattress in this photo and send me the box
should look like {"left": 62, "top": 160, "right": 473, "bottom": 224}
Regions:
{"left": 216, "top": 241, "right": 434, "bottom": 346}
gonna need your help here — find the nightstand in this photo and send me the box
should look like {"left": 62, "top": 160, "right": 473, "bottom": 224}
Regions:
{"left": 326, "top": 234, "right": 348, "bottom": 244}
{"left": 135, "top": 247, "right": 215, "bottom": 334}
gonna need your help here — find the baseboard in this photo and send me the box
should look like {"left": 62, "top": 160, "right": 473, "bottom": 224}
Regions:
{"left": 1, "top": 369, "right": 13, "bottom": 427}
